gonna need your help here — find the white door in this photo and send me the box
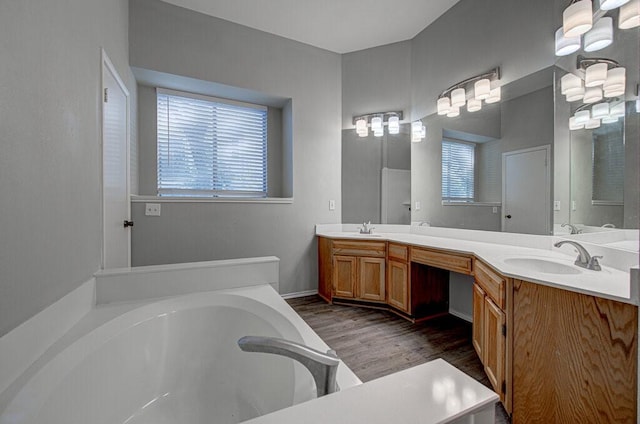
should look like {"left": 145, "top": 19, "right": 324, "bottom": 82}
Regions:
{"left": 102, "top": 50, "right": 130, "bottom": 268}
{"left": 502, "top": 146, "right": 551, "bottom": 235}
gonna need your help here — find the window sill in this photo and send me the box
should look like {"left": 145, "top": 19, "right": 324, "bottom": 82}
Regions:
{"left": 441, "top": 201, "right": 501, "bottom": 207}
{"left": 131, "top": 195, "right": 293, "bottom": 204}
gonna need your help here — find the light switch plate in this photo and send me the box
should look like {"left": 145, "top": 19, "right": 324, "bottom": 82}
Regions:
{"left": 492, "top": 206, "right": 498, "bottom": 213}
{"left": 554, "top": 200, "right": 561, "bottom": 211}
{"left": 145, "top": 203, "right": 161, "bottom": 216}
{"left": 329, "top": 200, "right": 336, "bottom": 210}
{"left": 415, "top": 201, "right": 421, "bottom": 211}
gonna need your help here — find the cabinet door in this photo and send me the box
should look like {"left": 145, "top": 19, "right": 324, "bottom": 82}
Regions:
{"left": 472, "top": 283, "right": 485, "bottom": 361}
{"left": 358, "top": 257, "right": 386, "bottom": 302}
{"left": 333, "top": 256, "right": 357, "bottom": 298}
{"left": 387, "top": 260, "right": 409, "bottom": 312}
{"left": 484, "top": 296, "right": 506, "bottom": 400}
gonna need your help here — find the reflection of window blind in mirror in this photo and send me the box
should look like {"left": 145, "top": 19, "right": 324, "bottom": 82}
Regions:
{"left": 442, "top": 139, "right": 475, "bottom": 202}
{"left": 592, "top": 121, "right": 624, "bottom": 203}
{"left": 477, "top": 140, "right": 501, "bottom": 202}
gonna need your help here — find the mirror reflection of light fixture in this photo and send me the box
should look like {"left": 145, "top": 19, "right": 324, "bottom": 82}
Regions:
{"left": 574, "top": 109, "right": 591, "bottom": 124}
{"left": 563, "top": 57, "right": 627, "bottom": 103}
{"left": 436, "top": 67, "right": 500, "bottom": 118}
{"left": 619, "top": 0, "right": 640, "bottom": 28}
{"left": 585, "top": 63, "right": 608, "bottom": 87}
{"left": 584, "top": 17, "right": 613, "bottom": 51}
{"left": 584, "top": 86, "right": 604, "bottom": 103}
{"left": 599, "top": 0, "right": 630, "bottom": 10}
{"left": 352, "top": 111, "right": 404, "bottom": 139}
{"left": 555, "top": 27, "right": 582, "bottom": 56}
{"left": 585, "top": 118, "right": 602, "bottom": 129}
{"left": 561, "top": 73, "right": 583, "bottom": 93}
{"left": 563, "top": 0, "right": 593, "bottom": 37}
{"left": 570, "top": 116, "right": 586, "bottom": 129}
{"left": 591, "top": 102, "right": 610, "bottom": 118}
{"left": 411, "top": 120, "right": 425, "bottom": 142}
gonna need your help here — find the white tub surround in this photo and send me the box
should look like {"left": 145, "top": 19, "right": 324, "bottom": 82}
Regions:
{"left": 95, "top": 256, "right": 280, "bottom": 304}
{"left": 0, "top": 279, "right": 95, "bottom": 397}
{"left": 244, "top": 359, "right": 498, "bottom": 424}
{"left": 316, "top": 224, "right": 639, "bottom": 305}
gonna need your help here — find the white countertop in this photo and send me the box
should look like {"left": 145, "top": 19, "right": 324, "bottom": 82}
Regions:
{"left": 244, "top": 359, "right": 498, "bottom": 424}
{"left": 316, "top": 225, "right": 639, "bottom": 306}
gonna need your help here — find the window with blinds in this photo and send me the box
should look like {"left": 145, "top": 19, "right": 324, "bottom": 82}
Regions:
{"left": 442, "top": 139, "right": 475, "bottom": 202}
{"left": 157, "top": 89, "right": 268, "bottom": 197}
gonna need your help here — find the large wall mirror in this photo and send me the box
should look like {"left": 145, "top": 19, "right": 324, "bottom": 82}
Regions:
{"left": 411, "top": 67, "right": 556, "bottom": 235}
{"left": 554, "top": 17, "right": 639, "bottom": 252}
{"left": 342, "top": 124, "right": 411, "bottom": 225}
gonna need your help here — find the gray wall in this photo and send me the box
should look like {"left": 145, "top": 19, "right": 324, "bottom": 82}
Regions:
{"left": 0, "top": 0, "right": 135, "bottom": 336}
{"left": 342, "top": 41, "right": 412, "bottom": 129}
{"left": 129, "top": 0, "right": 342, "bottom": 295}
{"left": 410, "top": 0, "right": 560, "bottom": 120}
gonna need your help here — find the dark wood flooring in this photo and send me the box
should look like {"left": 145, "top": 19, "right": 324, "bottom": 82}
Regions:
{"left": 287, "top": 295, "right": 510, "bottom": 423}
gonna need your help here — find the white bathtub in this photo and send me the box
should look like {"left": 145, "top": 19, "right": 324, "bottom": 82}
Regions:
{"left": 0, "top": 285, "right": 358, "bottom": 424}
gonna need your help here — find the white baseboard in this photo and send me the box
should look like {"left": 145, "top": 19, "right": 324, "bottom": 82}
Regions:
{"left": 281, "top": 289, "right": 318, "bottom": 299}
{"left": 449, "top": 308, "right": 472, "bottom": 323}
{"left": 0, "top": 278, "right": 95, "bottom": 395}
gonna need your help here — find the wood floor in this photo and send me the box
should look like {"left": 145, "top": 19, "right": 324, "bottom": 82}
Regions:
{"left": 287, "top": 295, "right": 510, "bottom": 423}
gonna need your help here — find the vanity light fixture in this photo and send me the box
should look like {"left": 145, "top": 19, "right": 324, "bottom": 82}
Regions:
{"left": 574, "top": 109, "right": 591, "bottom": 124}
{"left": 569, "top": 116, "right": 586, "bottom": 129}
{"left": 585, "top": 117, "right": 602, "bottom": 128}
{"left": 436, "top": 67, "right": 501, "bottom": 118}
{"left": 561, "top": 73, "right": 584, "bottom": 94}
{"left": 591, "top": 101, "right": 610, "bottom": 118}
{"left": 555, "top": 27, "right": 582, "bottom": 56}
{"left": 583, "top": 86, "right": 604, "bottom": 103}
{"left": 599, "top": 0, "right": 630, "bottom": 10}
{"left": 619, "top": 0, "right": 640, "bottom": 28}
{"left": 352, "top": 111, "right": 404, "bottom": 138}
{"left": 584, "top": 17, "right": 613, "bottom": 51}
{"left": 411, "top": 120, "right": 426, "bottom": 142}
{"left": 585, "top": 62, "right": 608, "bottom": 87}
{"left": 563, "top": 0, "right": 594, "bottom": 37}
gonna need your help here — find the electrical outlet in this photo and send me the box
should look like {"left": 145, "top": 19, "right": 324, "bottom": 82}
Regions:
{"left": 492, "top": 206, "right": 498, "bottom": 213}
{"left": 554, "top": 200, "right": 561, "bottom": 211}
{"left": 572, "top": 200, "right": 576, "bottom": 211}
{"left": 145, "top": 203, "right": 161, "bottom": 216}
{"left": 329, "top": 200, "right": 336, "bottom": 210}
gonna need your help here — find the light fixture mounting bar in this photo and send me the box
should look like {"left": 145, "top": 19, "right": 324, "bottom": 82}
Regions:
{"left": 577, "top": 55, "right": 620, "bottom": 70}
{"left": 352, "top": 110, "right": 404, "bottom": 125}
{"left": 438, "top": 67, "right": 501, "bottom": 99}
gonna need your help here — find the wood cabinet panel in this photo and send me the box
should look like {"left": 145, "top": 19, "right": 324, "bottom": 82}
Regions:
{"left": 483, "top": 297, "right": 505, "bottom": 402}
{"left": 388, "top": 243, "right": 408, "bottom": 262}
{"left": 474, "top": 259, "right": 505, "bottom": 309}
{"left": 472, "top": 283, "right": 485, "bottom": 360}
{"left": 359, "top": 257, "right": 386, "bottom": 302}
{"left": 317, "top": 237, "right": 333, "bottom": 302}
{"left": 332, "top": 240, "right": 386, "bottom": 257}
{"left": 410, "top": 247, "right": 472, "bottom": 275}
{"left": 333, "top": 256, "right": 357, "bottom": 298}
{"left": 513, "top": 280, "right": 637, "bottom": 423}
{"left": 387, "top": 260, "right": 409, "bottom": 312}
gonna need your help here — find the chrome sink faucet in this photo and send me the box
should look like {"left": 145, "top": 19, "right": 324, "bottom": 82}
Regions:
{"left": 359, "top": 221, "right": 375, "bottom": 234}
{"left": 238, "top": 336, "right": 340, "bottom": 397}
{"left": 561, "top": 223, "right": 582, "bottom": 234}
{"left": 553, "top": 240, "right": 602, "bottom": 271}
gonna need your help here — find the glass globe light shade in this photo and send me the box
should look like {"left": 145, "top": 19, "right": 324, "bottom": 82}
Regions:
{"left": 561, "top": 73, "right": 583, "bottom": 94}
{"left": 474, "top": 79, "right": 491, "bottom": 100}
{"left": 603, "top": 67, "right": 626, "bottom": 92}
{"left": 584, "top": 17, "right": 613, "bottom": 52}
{"left": 599, "top": 0, "right": 629, "bottom": 10}
{"left": 574, "top": 109, "right": 591, "bottom": 124}
{"left": 485, "top": 87, "right": 501, "bottom": 104}
{"left": 565, "top": 87, "right": 586, "bottom": 102}
{"left": 467, "top": 98, "right": 482, "bottom": 112}
{"left": 437, "top": 97, "right": 451, "bottom": 115}
{"left": 555, "top": 27, "right": 581, "bottom": 56}
{"left": 569, "top": 116, "right": 585, "bottom": 130}
{"left": 585, "top": 118, "right": 601, "bottom": 129}
{"left": 583, "top": 87, "right": 603, "bottom": 103}
{"left": 451, "top": 88, "right": 466, "bottom": 107}
{"left": 585, "top": 63, "right": 608, "bottom": 87}
{"left": 388, "top": 116, "right": 400, "bottom": 135}
{"left": 447, "top": 106, "right": 460, "bottom": 118}
{"left": 619, "top": 0, "right": 640, "bottom": 29}
{"left": 591, "top": 102, "right": 610, "bottom": 119}
{"left": 563, "top": 0, "right": 593, "bottom": 37}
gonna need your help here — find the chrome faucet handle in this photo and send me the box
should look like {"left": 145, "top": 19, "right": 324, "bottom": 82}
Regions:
{"left": 587, "top": 255, "right": 603, "bottom": 271}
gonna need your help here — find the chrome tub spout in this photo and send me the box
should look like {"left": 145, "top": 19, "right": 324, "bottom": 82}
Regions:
{"left": 238, "top": 336, "right": 340, "bottom": 397}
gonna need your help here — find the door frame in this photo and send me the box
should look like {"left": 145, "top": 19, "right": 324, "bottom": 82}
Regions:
{"left": 501, "top": 145, "right": 551, "bottom": 234}
{"left": 100, "top": 48, "right": 131, "bottom": 268}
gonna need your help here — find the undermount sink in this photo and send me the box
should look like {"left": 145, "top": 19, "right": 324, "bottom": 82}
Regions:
{"left": 350, "top": 233, "right": 382, "bottom": 237}
{"left": 502, "top": 257, "right": 582, "bottom": 275}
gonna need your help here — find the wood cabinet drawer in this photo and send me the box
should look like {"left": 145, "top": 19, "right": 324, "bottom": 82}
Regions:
{"left": 332, "top": 240, "right": 386, "bottom": 257}
{"left": 410, "top": 247, "right": 473, "bottom": 275}
{"left": 474, "top": 259, "right": 505, "bottom": 309}
{"left": 388, "top": 243, "right": 408, "bottom": 262}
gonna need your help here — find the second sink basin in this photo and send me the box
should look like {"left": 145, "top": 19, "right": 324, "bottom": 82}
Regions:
{"left": 502, "top": 257, "right": 582, "bottom": 275}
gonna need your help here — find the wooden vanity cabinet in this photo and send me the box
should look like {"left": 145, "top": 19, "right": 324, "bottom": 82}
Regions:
{"left": 472, "top": 259, "right": 510, "bottom": 412}
{"left": 512, "top": 279, "right": 637, "bottom": 423}
{"left": 387, "top": 243, "right": 409, "bottom": 313}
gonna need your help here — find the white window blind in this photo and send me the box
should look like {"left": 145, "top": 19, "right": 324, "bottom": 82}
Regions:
{"left": 442, "top": 139, "right": 475, "bottom": 202}
{"left": 157, "top": 89, "right": 268, "bottom": 197}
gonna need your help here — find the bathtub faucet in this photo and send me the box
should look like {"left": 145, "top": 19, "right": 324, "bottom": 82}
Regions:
{"left": 237, "top": 336, "right": 340, "bottom": 397}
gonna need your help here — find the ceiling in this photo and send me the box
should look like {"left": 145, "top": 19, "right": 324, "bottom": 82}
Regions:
{"left": 161, "top": 0, "right": 461, "bottom": 54}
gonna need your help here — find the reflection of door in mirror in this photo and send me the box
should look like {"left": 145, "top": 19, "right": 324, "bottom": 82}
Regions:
{"left": 502, "top": 146, "right": 551, "bottom": 235}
